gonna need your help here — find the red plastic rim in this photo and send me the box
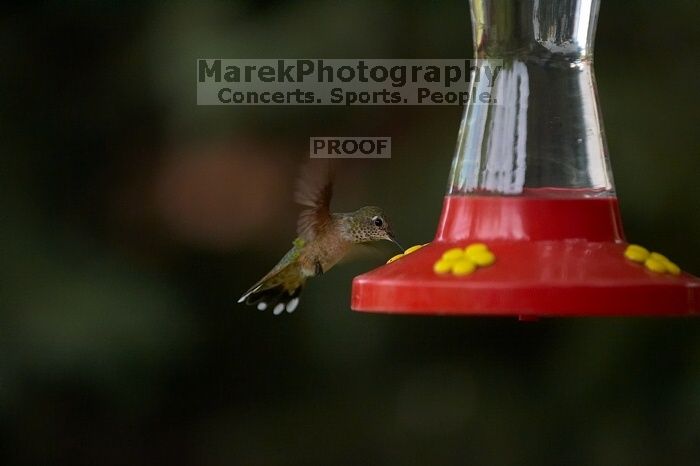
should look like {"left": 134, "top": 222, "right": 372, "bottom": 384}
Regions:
{"left": 351, "top": 195, "right": 700, "bottom": 317}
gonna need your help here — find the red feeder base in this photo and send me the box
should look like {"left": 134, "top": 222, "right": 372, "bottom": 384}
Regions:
{"left": 351, "top": 193, "right": 700, "bottom": 317}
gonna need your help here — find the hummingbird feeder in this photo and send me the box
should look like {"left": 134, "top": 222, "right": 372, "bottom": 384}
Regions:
{"left": 351, "top": 0, "right": 700, "bottom": 318}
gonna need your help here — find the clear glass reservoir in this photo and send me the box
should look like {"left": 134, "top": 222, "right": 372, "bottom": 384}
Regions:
{"left": 449, "top": 0, "right": 614, "bottom": 197}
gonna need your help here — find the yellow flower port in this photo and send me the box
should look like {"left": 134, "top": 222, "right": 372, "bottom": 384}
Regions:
{"left": 623, "top": 244, "right": 681, "bottom": 276}
{"left": 433, "top": 243, "right": 496, "bottom": 276}
{"left": 386, "top": 243, "right": 429, "bottom": 264}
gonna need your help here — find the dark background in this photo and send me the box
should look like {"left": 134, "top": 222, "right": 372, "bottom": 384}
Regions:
{"left": 2, "top": 1, "right": 700, "bottom": 465}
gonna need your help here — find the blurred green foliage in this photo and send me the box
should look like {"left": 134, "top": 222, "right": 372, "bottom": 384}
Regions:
{"left": 1, "top": 1, "right": 699, "bottom": 465}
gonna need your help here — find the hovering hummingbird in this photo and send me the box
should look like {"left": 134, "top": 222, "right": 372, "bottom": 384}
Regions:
{"left": 238, "top": 161, "right": 402, "bottom": 315}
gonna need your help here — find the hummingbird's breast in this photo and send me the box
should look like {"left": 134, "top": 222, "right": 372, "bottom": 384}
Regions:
{"left": 298, "top": 222, "right": 351, "bottom": 277}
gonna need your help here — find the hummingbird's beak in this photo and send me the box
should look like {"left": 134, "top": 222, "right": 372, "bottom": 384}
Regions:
{"left": 387, "top": 233, "right": 404, "bottom": 252}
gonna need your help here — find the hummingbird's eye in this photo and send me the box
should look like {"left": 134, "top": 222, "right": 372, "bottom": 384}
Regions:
{"left": 372, "top": 216, "right": 384, "bottom": 228}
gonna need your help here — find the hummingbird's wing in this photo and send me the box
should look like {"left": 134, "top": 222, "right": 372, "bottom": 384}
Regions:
{"left": 294, "top": 160, "right": 334, "bottom": 241}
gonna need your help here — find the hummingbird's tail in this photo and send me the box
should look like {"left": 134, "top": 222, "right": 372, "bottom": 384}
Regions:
{"left": 239, "top": 283, "right": 303, "bottom": 315}
{"left": 238, "top": 262, "right": 305, "bottom": 315}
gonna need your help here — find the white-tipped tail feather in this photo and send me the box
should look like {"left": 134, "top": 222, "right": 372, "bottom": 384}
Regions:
{"left": 286, "top": 297, "right": 299, "bottom": 313}
{"left": 239, "top": 282, "right": 303, "bottom": 316}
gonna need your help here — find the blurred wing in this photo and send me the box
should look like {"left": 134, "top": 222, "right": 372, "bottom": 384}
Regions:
{"left": 294, "top": 160, "right": 334, "bottom": 241}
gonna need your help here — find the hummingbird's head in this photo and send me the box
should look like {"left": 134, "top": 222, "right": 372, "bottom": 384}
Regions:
{"left": 347, "top": 206, "right": 403, "bottom": 251}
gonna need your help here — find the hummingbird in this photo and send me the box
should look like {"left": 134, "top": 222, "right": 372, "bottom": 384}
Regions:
{"left": 238, "top": 161, "right": 402, "bottom": 315}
